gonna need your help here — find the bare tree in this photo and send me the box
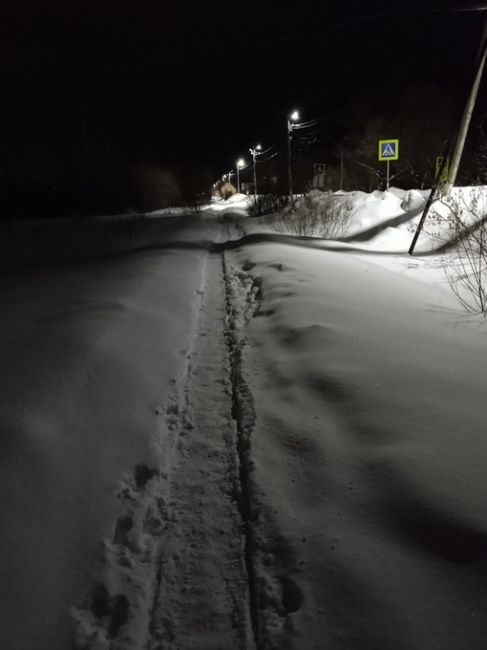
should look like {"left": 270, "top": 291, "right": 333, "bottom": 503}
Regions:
{"left": 271, "top": 190, "right": 353, "bottom": 239}
{"left": 441, "top": 187, "right": 487, "bottom": 313}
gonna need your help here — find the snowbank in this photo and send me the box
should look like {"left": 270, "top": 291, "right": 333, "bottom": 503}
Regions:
{"left": 0, "top": 245, "right": 208, "bottom": 649}
{"left": 228, "top": 239, "right": 487, "bottom": 649}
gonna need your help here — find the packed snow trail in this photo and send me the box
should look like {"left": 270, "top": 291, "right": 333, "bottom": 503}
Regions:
{"left": 146, "top": 251, "right": 252, "bottom": 649}
{"left": 0, "top": 212, "right": 253, "bottom": 650}
{"left": 69, "top": 219, "right": 267, "bottom": 650}
{"left": 72, "top": 241, "right": 303, "bottom": 650}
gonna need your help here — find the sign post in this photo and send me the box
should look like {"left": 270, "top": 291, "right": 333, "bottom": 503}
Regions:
{"left": 313, "top": 163, "right": 326, "bottom": 189}
{"left": 378, "top": 139, "right": 399, "bottom": 189}
{"left": 435, "top": 155, "right": 450, "bottom": 185}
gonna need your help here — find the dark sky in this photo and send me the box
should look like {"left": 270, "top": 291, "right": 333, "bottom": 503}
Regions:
{"left": 0, "top": 0, "right": 485, "bottom": 175}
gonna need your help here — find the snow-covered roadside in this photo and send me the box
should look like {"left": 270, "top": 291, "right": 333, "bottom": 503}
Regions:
{"left": 227, "top": 239, "right": 487, "bottom": 649}
{"left": 3, "top": 183, "right": 487, "bottom": 649}
{"left": 0, "top": 210, "right": 241, "bottom": 268}
{"left": 0, "top": 247, "right": 209, "bottom": 650}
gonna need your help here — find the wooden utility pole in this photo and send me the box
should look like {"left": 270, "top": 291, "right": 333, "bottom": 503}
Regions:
{"left": 340, "top": 147, "right": 344, "bottom": 190}
{"left": 409, "top": 16, "right": 487, "bottom": 255}
{"left": 444, "top": 17, "right": 487, "bottom": 194}
{"left": 408, "top": 147, "right": 450, "bottom": 255}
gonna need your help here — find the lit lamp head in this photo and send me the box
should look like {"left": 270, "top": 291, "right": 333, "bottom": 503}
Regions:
{"left": 290, "top": 110, "right": 299, "bottom": 122}
{"left": 237, "top": 158, "right": 245, "bottom": 169}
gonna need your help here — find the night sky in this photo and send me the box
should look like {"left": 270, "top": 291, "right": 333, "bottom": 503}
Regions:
{"left": 0, "top": 1, "right": 485, "bottom": 182}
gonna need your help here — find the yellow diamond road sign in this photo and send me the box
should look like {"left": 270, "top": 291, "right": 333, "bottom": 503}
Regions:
{"left": 435, "top": 156, "right": 449, "bottom": 183}
{"left": 378, "top": 139, "right": 399, "bottom": 161}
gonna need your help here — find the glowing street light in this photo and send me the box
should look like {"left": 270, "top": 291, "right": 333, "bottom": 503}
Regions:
{"left": 287, "top": 109, "right": 300, "bottom": 195}
{"left": 236, "top": 158, "right": 245, "bottom": 193}
{"left": 249, "top": 144, "right": 262, "bottom": 196}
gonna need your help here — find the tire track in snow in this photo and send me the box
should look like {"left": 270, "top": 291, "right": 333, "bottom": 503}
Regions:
{"left": 222, "top": 254, "right": 304, "bottom": 650}
{"left": 222, "top": 254, "right": 262, "bottom": 648}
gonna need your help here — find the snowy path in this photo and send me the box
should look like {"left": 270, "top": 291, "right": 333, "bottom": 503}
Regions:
{"left": 69, "top": 238, "right": 302, "bottom": 650}
{"left": 4, "top": 206, "right": 487, "bottom": 650}
{"left": 72, "top": 250, "right": 255, "bottom": 649}
{"left": 0, "top": 213, "right": 251, "bottom": 650}
{"left": 147, "top": 252, "right": 251, "bottom": 649}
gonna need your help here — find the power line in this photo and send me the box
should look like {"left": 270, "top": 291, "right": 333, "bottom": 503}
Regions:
{"left": 251, "top": 1, "right": 465, "bottom": 49}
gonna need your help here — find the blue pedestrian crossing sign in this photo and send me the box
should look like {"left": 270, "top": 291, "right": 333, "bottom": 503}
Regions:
{"left": 378, "top": 139, "right": 399, "bottom": 161}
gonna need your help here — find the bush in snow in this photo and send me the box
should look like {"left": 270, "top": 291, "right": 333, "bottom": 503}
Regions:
{"left": 248, "top": 193, "right": 294, "bottom": 218}
{"left": 271, "top": 190, "right": 353, "bottom": 238}
{"left": 440, "top": 187, "right": 487, "bottom": 313}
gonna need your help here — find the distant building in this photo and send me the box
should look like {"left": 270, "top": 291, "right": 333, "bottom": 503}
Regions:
{"left": 219, "top": 181, "right": 237, "bottom": 200}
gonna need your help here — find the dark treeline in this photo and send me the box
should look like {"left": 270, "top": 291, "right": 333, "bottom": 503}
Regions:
{"left": 0, "top": 108, "right": 214, "bottom": 220}
{"left": 1, "top": 80, "right": 486, "bottom": 218}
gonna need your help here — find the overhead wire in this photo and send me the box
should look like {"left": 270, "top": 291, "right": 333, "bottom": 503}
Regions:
{"left": 257, "top": 148, "right": 283, "bottom": 163}
{"left": 224, "top": 7, "right": 479, "bottom": 173}
{"left": 251, "top": 1, "right": 445, "bottom": 50}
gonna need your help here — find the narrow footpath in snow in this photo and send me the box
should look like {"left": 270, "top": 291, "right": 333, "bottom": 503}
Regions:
{"left": 71, "top": 222, "right": 264, "bottom": 650}
{"left": 147, "top": 251, "right": 252, "bottom": 649}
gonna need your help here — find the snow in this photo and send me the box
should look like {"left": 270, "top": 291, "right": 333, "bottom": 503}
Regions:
{"left": 202, "top": 194, "right": 250, "bottom": 213}
{"left": 347, "top": 188, "right": 406, "bottom": 233}
{"left": 226, "top": 236, "right": 487, "bottom": 648}
{"left": 0, "top": 247, "right": 210, "bottom": 649}
{"left": 2, "top": 186, "right": 487, "bottom": 649}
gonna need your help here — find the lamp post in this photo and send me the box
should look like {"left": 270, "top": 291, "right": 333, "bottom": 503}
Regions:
{"left": 287, "top": 110, "right": 299, "bottom": 195}
{"left": 249, "top": 144, "right": 262, "bottom": 196}
{"left": 236, "top": 158, "right": 245, "bottom": 194}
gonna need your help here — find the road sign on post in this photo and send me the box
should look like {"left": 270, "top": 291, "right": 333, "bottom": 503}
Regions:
{"left": 313, "top": 163, "right": 325, "bottom": 189}
{"left": 435, "top": 156, "right": 450, "bottom": 184}
{"left": 378, "top": 139, "right": 399, "bottom": 161}
{"left": 378, "top": 139, "right": 399, "bottom": 189}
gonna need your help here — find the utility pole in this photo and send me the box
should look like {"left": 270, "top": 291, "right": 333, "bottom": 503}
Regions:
{"left": 340, "top": 146, "right": 344, "bottom": 191}
{"left": 287, "top": 110, "right": 299, "bottom": 195}
{"left": 287, "top": 121, "right": 293, "bottom": 195}
{"left": 236, "top": 159, "right": 245, "bottom": 194}
{"left": 409, "top": 16, "right": 487, "bottom": 255}
{"left": 249, "top": 145, "right": 262, "bottom": 196}
{"left": 408, "top": 141, "right": 450, "bottom": 255}
{"left": 445, "top": 16, "right": 487, "bottom": 194}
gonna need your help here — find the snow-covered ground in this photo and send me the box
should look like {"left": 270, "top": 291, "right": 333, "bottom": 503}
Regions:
{"left": 1, "top": 187, "right": 487, "bottom": 650}
{"left": 227, "top": 240, "right": 487, "bottom": 649}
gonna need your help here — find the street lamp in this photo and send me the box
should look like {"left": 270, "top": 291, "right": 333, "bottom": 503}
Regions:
{"left": 249, "top": 144, "right": 262, "bottom": 196}
{"left": 236, "top": 158, "right": 245, "bottom": 193}
{"left": 287, "top": 109, "right": 300, "bottom": 195}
